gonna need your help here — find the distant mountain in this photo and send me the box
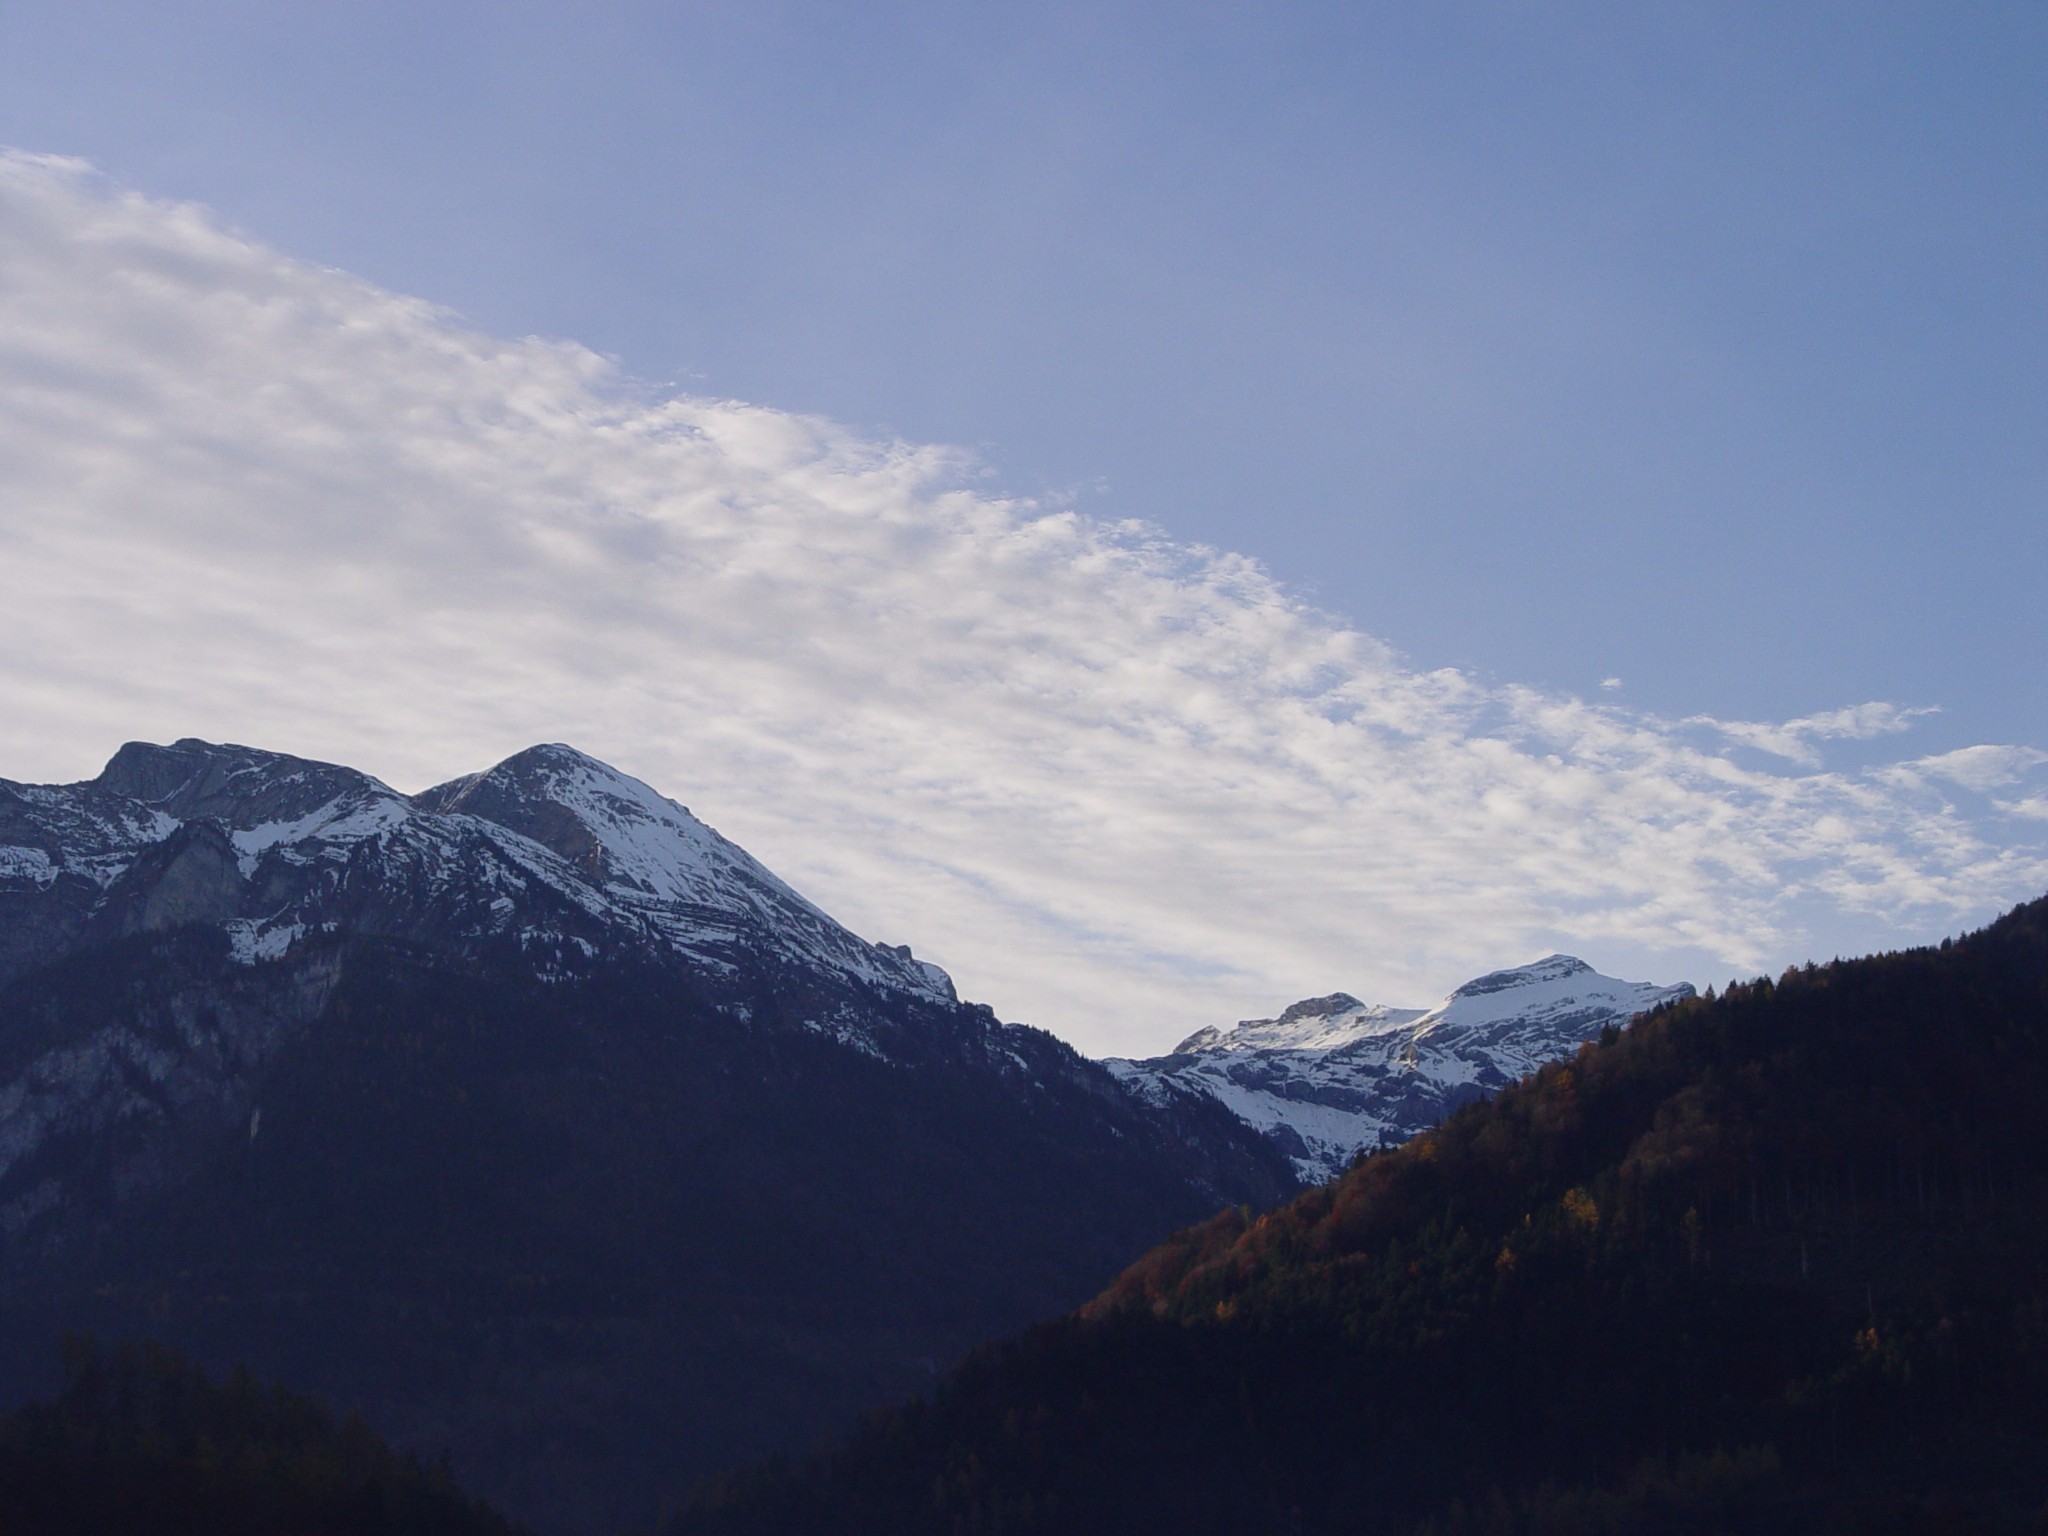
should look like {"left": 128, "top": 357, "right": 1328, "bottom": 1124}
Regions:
{"left": 1107, "top": 956, "right": 1694, "bottom": 1181}
{"left": 0, "top": 739, "right": 1295, "bottom": 1534}
{"left": 673, "top": 898, "right": 2048, "bottom": 1536}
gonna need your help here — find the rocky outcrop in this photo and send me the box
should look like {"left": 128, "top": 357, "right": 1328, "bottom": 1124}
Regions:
{"left": 100, "top": 819, "right": 245, "bottom": 937}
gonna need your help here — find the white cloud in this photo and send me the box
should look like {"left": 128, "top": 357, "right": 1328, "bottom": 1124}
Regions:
{"left": 1, "top": 152, "right": 2044, "bottom": 1054}
{"left": 1897, "top": 745, "right": 2048, "bottom": 795}
{"left": 1697, "top": 702, "right": 1938, "bottom": 768}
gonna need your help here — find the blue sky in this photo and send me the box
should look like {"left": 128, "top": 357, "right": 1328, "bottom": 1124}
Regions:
{"left": 6, "top": 2, "right": 2041, "bottom": 742}
{"left": 0, "top": 4, "right": 2042, "bottom": 1050}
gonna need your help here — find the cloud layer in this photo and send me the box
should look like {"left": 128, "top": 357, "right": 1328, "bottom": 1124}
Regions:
{"left": 1, "top": 152, "right": 2043, "bottom": 1054}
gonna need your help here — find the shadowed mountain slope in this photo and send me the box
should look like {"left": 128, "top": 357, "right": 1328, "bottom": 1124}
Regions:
{"left": 675, "top": 896, "right": 2048, "bottom": 1536}
{"left": 0, "top": 740, "right": 1294, "bottom": 1534}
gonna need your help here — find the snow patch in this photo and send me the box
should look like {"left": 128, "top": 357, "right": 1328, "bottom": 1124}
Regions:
{"left": 232, "top": 792, "right": 412, "bottom": 874}
{"left": 225, "top": 919, "right": 305, "bottom": 964}
{"left": 0, "top": 846, "right": 57, "bottom": 886}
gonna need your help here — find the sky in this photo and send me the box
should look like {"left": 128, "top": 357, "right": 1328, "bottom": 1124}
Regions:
{"left": 0, "top": 4, "right": 2042, "bottom": 1054}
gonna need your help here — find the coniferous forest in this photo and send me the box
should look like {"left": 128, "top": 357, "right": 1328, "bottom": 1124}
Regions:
{"left": 0, "top": 1337, "right": 522, "bottom": 1536}
{"left": 672, "top": 896, "right": 2048, "bottom": 1535}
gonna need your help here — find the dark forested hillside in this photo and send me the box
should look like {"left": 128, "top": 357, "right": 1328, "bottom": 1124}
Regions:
{"left": 676, "top": 896, "right": 2048, "bottom": 1536}
{"left": 0, "top": 930, "right": 1290, "bottom": 1534}
{"left": 0, "top": 1337, "right": 520, "bottom": 1536}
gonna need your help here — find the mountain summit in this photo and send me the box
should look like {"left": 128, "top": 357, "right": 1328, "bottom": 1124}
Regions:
{"left": 0, "top": 738, "right": 1293, "bottom": 1533}
{"left": 1109, "top": 955, "right": 1693, "bottom": 1180}
{"left": 6, "top": 736, "right": 952, "bottom": 1009}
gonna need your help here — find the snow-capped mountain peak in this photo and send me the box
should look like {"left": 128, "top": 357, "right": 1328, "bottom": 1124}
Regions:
{"left": 419, "top": 743, "right": 804, "bottom": 910}
{"left": 3, "top": 739, "right": 954, "bottom": 1010}
{"left": 1411, "top": 954, "right": 1686, "bottom": 1061}
{"left": 1172, "top": 993, "right": 1428, "bottom": 1055}
{"left": 1109, "top": 956, "right": 1694, "bottom": 1183}
{"left": 97, "top": 738, "right": 404, "bottom": 832}
{"left": 413, "top": 743, "right": 952, "bottom": 1004}
{"left": 1445, "top": 952, "right": 1591, "bottom": 999}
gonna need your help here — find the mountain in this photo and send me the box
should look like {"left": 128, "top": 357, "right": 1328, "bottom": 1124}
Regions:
{"left": 1107, "top": 956, "right": 1694, "bottom": 1181}
{"left": 673, "top": 898, "right": 2048, "bottom": 1536}
{"left": 0, "top": 736, "right": 954, "bottom": 1008}
{"left": 0, "top": 739, "right": 1296, "bottom": 1534}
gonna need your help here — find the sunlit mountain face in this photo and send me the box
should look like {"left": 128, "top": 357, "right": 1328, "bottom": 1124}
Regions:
{"left": 1109, "top": 955, "right": 1694, "bottom": 1181}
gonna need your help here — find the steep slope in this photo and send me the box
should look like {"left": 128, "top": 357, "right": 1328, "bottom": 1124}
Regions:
{"left": 0, "top": 739, "right": 1295, "bottom": 1534}
{"left": 411, "top": 743, "right": 959, "bottom": 1006}
{"left": 1108, "top": 956, "right": 1693, "bottom": 1180}
{"left": 675, "top": 898, "right": 2048, "bottom": 1536}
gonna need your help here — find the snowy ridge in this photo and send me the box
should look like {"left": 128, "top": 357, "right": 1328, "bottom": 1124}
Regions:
{"left": 416, "top": 745, "right": 952, "bottom": 1003}
{"left": 1107, "top": 956, "right": 1693, "bottom": 1183}
{"left": 0, "top": 780, "right": 178, "bottom": 889}
{"left": 229, "top": 789, "right": 412, "bottom": 875}
{"left": 0, "top": 739, "right": 955, "bottom": 1015}
{"left": 1170, "top": 994, "right": 1427, "bottom": 1055}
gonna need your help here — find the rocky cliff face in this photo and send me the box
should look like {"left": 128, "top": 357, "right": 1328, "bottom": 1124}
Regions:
{"left": 1107, "top": 956, "right": 1695, "bottom": 1182}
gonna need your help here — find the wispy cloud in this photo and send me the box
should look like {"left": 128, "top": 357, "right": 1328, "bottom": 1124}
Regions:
{"left": 1892, "top": 745, "right": 2048, "bottom": 795}
{"left": 1, "top": 152, "right": 2043, "bottom": 1053}
{"left": 1695, "top": 702, "right": 1938, "bottom": 768}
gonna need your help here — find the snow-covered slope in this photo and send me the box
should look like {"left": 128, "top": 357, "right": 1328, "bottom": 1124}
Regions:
{"left": 1107, "top": 956, "right": 1694, "bottom": 1182}
{"left": 0, "top": 738, "right": 953, "bottom": 1013}
{"left": 413, "top": 744, "right": 955, "bottom": 1003}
